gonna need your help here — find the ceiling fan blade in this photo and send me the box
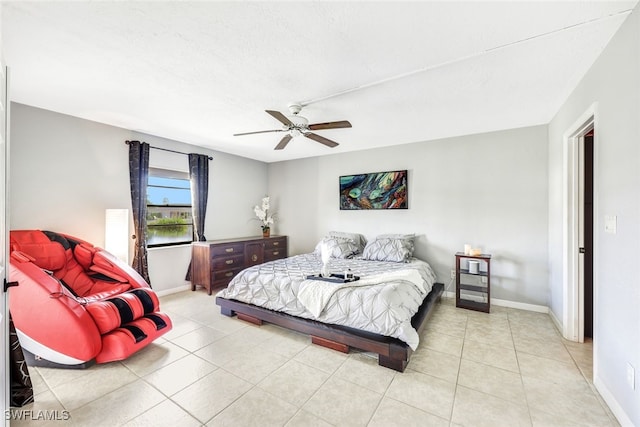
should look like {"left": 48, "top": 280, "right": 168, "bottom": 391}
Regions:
{"left": 308, "top": 120, "right": 352, "bottom": 130}
{"left": 274, "top": 134, "right": 293, "bottom": 150}
{"left": 304, "top": 132, "right": 339, "bottom": 148}
{"left": 233, "top": 129, "right": 283, "bottom": 136}
{"left": 266, "top": 110, "right": 293, "bottom": 126}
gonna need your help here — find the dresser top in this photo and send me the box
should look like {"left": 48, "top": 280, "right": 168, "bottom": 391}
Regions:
{"left": 192, "top": 235, "right": 286, "bottom": 245}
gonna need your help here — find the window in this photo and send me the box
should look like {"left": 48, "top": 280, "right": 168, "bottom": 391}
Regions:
{"left": 146, "top": 168, "right": 193, "bottom": 247}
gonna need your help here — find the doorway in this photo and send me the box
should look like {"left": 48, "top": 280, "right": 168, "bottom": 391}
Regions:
{"left": 582, "top": 130, "right": 594, "bottom": 339}
{"left": 563, "top": 105, "right": 596, "bottom": 344}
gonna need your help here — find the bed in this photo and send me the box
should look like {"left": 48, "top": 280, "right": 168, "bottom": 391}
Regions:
{"left": 215, "top": 232, "right": 444, "bottom": 372}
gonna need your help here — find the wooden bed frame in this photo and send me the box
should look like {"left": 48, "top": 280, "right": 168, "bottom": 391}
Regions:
{"left": 215, "top": 282, "right": 444, "bottom": 372}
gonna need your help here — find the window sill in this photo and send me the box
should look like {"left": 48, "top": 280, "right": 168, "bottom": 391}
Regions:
{"left": 147, "top": 243, "right": 192, "bottom": 251}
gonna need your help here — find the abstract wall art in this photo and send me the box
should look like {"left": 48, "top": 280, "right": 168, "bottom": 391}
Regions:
{"left": 339, "top": 170, "right": 408, "bottom": 210}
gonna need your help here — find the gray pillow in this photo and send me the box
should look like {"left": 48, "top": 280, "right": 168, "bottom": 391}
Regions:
{"left": 362, "top": 236, "right": 414, "bottom": 262}
{"left": 314, "top": 237, "right": 360, "bottom": 259}
{"left": 327, "top": 231, "right": 367, "bottom": 253}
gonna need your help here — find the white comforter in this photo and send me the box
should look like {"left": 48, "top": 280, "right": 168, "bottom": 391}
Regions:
{"left": 217, "top": 253, "right": 437, "bottom": 349}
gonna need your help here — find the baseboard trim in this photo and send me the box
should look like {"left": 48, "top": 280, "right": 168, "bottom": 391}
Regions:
{"left": 594, "top": 376, "right": 634, "bottom": 427}
{"left": 548, "top": 308, "right": 563, "bottom": 334}
{"left": 442, "top": 291, "right": 548, "bottom": 313}
{"left": 156, "top": 284, "right": 191, "bottom": 297}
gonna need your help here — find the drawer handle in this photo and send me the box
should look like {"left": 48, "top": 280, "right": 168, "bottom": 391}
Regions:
{"left": 251, "top": 254, "right": 258, "bottom": 262}
{"left": 273, "top": 242, "right": 279, "bottom": 246}
{"left": 225, "top": 248, "right": 234, "bottom": 253}
{"left": 273, "top": 251, "right": 279, "bottom": 256}
{"left": 225, "top": 272, "right": 234, "bottom": 277}
{"left": 225, "top": 259, "right": 234, "bottom": 265}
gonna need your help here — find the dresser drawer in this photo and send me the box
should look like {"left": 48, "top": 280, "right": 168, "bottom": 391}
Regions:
{"left": 212, "top": 254, "right": 245, "bottom": 270}
{"left": 264, "top": 248, "right": 286, "bottom": 262}
{"left": 211, "top": 243, "right": 244, "bottom": 256}
{"left": 264, "top": 237, "right": 287, "bottom": 250}
{"left": 212, "top": 267, "right": 243, "bottom": 283}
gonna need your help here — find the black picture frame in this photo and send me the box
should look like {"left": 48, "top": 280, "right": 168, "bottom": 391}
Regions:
{"left": 339, "top": 170, "right": 408, "bottom": 210}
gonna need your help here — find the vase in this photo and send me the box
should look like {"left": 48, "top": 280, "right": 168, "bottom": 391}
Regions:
{"left": 262, "top": 228, "right": 270, "bottom": 238}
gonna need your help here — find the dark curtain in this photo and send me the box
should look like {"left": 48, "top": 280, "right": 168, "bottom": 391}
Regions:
{"left": 128, "top": 140, "right": 151, "bottom": 285}
{"left": 185, "top": 153, "right": 209, "bottom": 280}
{"left": 9, "top": 313, "right": 34, "bottom": 407}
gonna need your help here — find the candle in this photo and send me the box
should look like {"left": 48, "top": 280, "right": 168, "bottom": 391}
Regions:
{"left": 464, "top": 244, "right": 471, "bottom": 255}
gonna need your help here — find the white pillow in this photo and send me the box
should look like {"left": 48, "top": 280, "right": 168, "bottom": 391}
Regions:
{"left": 362, "top": 234, "right": 415, "bottom": 262}
{"left": 326, "top": 231, "right": 367, "bottom": 253}
{"left": 313, "top": 237, "right": 359, "bottom": 259}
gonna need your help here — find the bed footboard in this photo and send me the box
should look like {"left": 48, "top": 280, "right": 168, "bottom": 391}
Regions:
{"left": 216, "top": 282, "right": 443, "bottom": 372}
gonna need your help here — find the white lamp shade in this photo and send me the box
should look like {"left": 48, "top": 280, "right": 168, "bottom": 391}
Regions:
{"left": 105, "top": 209, "right": 129, "bottom": 263}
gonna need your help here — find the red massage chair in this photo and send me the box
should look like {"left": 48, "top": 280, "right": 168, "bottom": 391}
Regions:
{"left": 8, "top": 230, "right": 172, "bottom": 368}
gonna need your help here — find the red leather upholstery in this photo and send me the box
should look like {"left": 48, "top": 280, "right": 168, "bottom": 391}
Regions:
{"left": 8, "top": 230, "right": 172, "bottom": 366}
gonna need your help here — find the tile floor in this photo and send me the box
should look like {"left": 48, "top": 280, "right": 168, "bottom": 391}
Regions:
{"left": 12, "top": 291, "right": 618, "bottom": 427}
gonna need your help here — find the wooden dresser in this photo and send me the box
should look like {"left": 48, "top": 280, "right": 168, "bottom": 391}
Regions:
{"left": 190, "top": 235, "right": 288, "bottom": 295}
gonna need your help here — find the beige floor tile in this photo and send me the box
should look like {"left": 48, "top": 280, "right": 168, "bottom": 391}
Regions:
{"left": 422, "top": 330, "right": 464, "bottom": 356}
{"left": 121, "top": 340, "right": 190, "bottom": 377}
{"left": 49, "top": 362, "right": 138, "bottom": 411}
{"left": 122, "top": 399, "right": 201, "bottom": 427}
{"left": 65, "top": 379, "right": 165, "bottom": 426}
{"left": 303, "top": 377, "right": 382, "bottom": 426}
{"left": 196, "top": 310, "right": 249, "bottom": 334}
{"left": 257, "top": 359, "right": 330, "bottom": 407}
{"left": 171, "top": 369, "right": 252, "bottom": 424}
{"left": 464, "top": 323, "right": 514, "bottom": 349}
{"left": 260, "top": 328, "right": 310, "bottom": 358}
{"left": 207, "top": 387, "right": 298, "bottom": 426}
{"left": 294, "top": 344, "right": 348, "bottom": 374}
{"left": 407, "top": 347, "right": 460, "bottom": 383}
{"left": 509, "top": 322, "right": 560, "bottom": 343}
{"left": 507, "top": 308, "right": 554, "bottom": 325}
{"left": 385, "top": 369, "right": 456, "bottom": 420}
{"left": 285, "top": 410, "right": 334, "bottom": 427}
{"left": 424, "top": 315, "right": 468, "bottom": 338}
{"left": 143, "top": 353, "right": 218, "bottom": 396}
{"left": 159, "top": 313, "right": 203, "bottom": 341}
{"left": 462, "top": 338, "right": 519, "bottom": 373}
{"left": 35, "top": 365, "right": 94, "bottom": 389}
{"left": 334, "top": 353, "right": 397, "bottom": 393}
{"left": 194, "top": 333, "right": 259, "bottom": 366}
{"left": 517, "top": 352, "right": 588, "bottom": 392}
{"left": 170, "top": 325, "right": 227, "bottom": 352}
{"left": 457, "top": 359, "right": 526, "bottom": 405}
{"left": 451, "top": 385, "right": 532, "bottom": 427}
{"left": 530, "top": 407, "right": 614, "bottom": 427}
{"left": 368, "top": 396, "right": 450, "bottom": 427}
{"left": 220, "top": 348, "right": 290, "bottom": 384}
{"left": 513, "top": 334, "right": 573, "bottom": 363}
{"left": 523, "top": 376, "right": 612, "bottom": 426}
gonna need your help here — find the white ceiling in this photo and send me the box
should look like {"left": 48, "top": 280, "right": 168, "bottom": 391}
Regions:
{"left": 2, "top": 1, "right": 637, "bottom": 163}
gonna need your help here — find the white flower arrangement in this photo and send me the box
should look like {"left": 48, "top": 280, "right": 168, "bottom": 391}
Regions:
{"left": 253, "top": 196, "right": 276, "bottom": 231}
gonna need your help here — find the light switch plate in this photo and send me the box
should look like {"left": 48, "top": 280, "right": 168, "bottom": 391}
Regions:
{"left": 604, "top": 215, "right": 617, "bottom": 234}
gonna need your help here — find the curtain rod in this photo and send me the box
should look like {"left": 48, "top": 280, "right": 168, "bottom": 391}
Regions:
{"left": 125, "top": 140, "right": 213, "bottom": 160}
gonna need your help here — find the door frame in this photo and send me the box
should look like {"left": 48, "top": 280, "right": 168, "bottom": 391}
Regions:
{"left": 562, "top": 102, "right": 597, "bottom": 344}
{"left": 1, "top": 65, "right": 9, "bottom": 427}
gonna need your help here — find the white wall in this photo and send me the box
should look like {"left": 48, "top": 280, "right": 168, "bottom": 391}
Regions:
{"left": 269, "top": 125, "right": 549, "bottom": 306}
{"left": 548, "top": 7, "right": 640, "bottom": 425}
{"left": 10, "top": 103, "right": 269, "bottom": 293}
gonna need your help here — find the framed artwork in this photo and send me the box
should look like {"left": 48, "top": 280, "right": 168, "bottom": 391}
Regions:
{"left": 339, "top": 170, "right": 408, "bottom": 210}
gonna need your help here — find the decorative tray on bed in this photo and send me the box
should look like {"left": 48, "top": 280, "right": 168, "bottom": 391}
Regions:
{"left": 305, "top": 273, "right": 360, "bottom": 283}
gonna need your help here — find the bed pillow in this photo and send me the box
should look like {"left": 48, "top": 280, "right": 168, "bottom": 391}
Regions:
{"left": 326, "top": 231, "right": 367, "bottom": 253}
{"left": 362, "top": 235, "right": 415, "bottom": 262}
{"left": 314, "top": 237, "right": 360, "bottom": 259}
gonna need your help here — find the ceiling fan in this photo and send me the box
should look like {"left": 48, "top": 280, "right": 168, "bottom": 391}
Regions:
{"left": 233, "top": 103, "right": 352, "bottom": 150}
